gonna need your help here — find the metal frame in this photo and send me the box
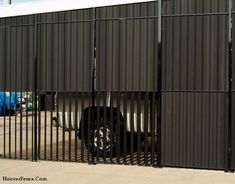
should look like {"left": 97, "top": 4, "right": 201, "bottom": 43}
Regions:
{"left": 227, "top": 0, "right": 233, "bottom": 172}
{"left": 156, "top": 0, "right": 162, "bottom": 167}
{"left": 0, "top": 0, "right": 234, "bottom": 171}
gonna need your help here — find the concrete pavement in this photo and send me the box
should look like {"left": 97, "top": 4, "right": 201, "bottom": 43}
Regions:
{"left": 0, "top": 159, "right": 235, "bottom": 184}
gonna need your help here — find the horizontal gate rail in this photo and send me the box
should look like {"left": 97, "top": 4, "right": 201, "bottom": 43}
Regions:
{"left": 162, "top": 12, "right": 229, "bottom": 17}
{"left": 161, "top": 90, "right": 229, "bottom": 93}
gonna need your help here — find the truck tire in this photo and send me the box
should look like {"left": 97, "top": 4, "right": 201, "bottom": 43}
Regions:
{"left": 84, "top": 114, "right": 123, "bottom": 157}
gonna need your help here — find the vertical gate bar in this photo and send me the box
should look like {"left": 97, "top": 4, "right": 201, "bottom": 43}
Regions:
{"left": 8, "top": 25, "right": 12, "bottom": 159}
{"left": 38, "top": 92, "right": 41, "bottom": 159}
{"left": 123, "top": 5, "right": 128, "bottom": 164}
{"left": 156, "top": 0, "right": 162, "bottom": 167}
{"left": 31, "top": 21, "right": 34, "bottom": 161}
{"left": 62, "top": 12, "right": 66, "bottom": 162}
{"left": 68, "top": 12, "right": 72, "bottom": 162}
{"left": 68, "top": 92, "right": 71, "bottom": 162}
{"left": 55, "top": 92, "right": 59, "bottom": 161}
{"left": 151, "top": 92, "right": 156, "bottom": 166}
{"left": 117, "top": 6, "right": 121, "bottom": 165}
{"left": 14, "top": 91, "right": 17, "bottom": 159}
{"left": 123, "top": 92, "right": 127, "bottom": 164}
{"left": 15, "top": 22, "right": 18, "bottom": 159}
{"left": 227, "top": 0, "right": 233, "bottom": 172}
{"left": 20, "top": 22, "right": 24, "bottom": 159}
{"left": 81, "top": 92, "right": 85, "bottom": 162}
{"left": 87, "top": 92, "right": 91, "bottom": 164}
{"left": 56, "top": 18, "right": 60, "bottom": 162}
{"left": 146, "top": 4, "right": 150, "bottom": 165}
{"left": 31, "top": 87, "right": 34, "bottom": 161}
{"left": 130, "top": 92, "right": 134, "bottom": 165}
{"left": 20, "top": 24, "right": 23, "bottom": 160}
{"left": 25, "top": 21, "right": 31, "bottom": 160}
{"left": 94, "top": 8, "right": 99, "bottom": 165}
{"left": 74, "top": 11, "right": 78, "bottom": 163}
{"left": 3, "top": 90, "right": 5, "bottom": 157}
{"left": 50, "top": 91, "right": 53, "bottom": 160}
{"left": 91, "top": 7, "right": 96, "bottom": 165}
{"left": 50, "top": 13, "right": 55, "bottom": 161}
{"left": 144, "top": 92, "right": 148, "bottom": 165}
{"left": 74, "top": 93, "right": 78, "bottom": 162}
{"left": 50, "top": 91, "right": 54, "bottom": 160}
{"left": 37, "top": 17, "right": 41, "bottom": 160}
{"left": 137, "top": 92, "right": 141, "bottom": 165}
{"left": 103, "top": 8, "right": 107, "bottom": 164}
{"left": 130, "top": 6, "right": 135, "bottom": 164}
{"left": 81, "top": 10, "right": 85, "bottom": 163}
{"left": 44, "top": 18, "right": 47, "bottom": 160}
{"left": 151, "top": 2, "right": 157, "bottom": 167}
{"left": 62, "top": 93, "right": 65, "bottom": 161}
{"left": 116, "top": 91, "right": 120, "bottom": 164}
{"left": 96, "top": 91, "right": 100, "bottom": 163}
{"left": 103, "top": 92, "right": 107, "bottom": 163}
{"left": 137, "top": 5, "right": 142, "bottom": 166}
{"left": 110, "top": 91, "right": 113, "bottom": 163}
{"left": 44, "top": 95, "right": 47, "bottom": 159}
{"left": 110, "top": 8, "right": 114, "bottom": 164}
{"left": 34, "top": 14, "right": 38, "bottom": 161}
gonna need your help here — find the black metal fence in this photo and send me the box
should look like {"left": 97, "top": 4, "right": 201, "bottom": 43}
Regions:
{"left": 0, "top": 0, "right": 234, "bottom": 171}
{"left": 162, "top": 0, "right": 229, "bottom": 170}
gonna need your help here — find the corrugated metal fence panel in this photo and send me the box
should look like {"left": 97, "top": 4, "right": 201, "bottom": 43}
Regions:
{"left": 162, "top": 15, "right": 228, "bottom": 91}
{"left": 0, "top": 15, "right": 34, "bottom": 92}
{"left": 38, "top": 9, "right": 93, "bottom": 92}
{"left": 231, "top": 0, "right": 235, "bottom": 170}
{"left": 161, "top": 93, "right": 228, "bottom": 169}
{"left": 161, "top": 0, "right": 229, "bottom": 169}
{"left": 96, "top": 2, "right": 158, "bottom": 91}
{"left": 163, "top": 0, "right": 228, "bottom": 14}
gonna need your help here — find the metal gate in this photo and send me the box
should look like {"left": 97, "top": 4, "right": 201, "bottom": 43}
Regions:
{"left": 0, "top": 0, "right": 234, "bottom": 171}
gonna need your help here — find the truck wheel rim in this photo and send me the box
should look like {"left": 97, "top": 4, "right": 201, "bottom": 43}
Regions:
{"left": 93, "top": 126, "right": 112, "bottom": 151}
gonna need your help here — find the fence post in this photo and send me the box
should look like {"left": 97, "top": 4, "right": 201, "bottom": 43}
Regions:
{"left": 156, "top": 0, "right": 162, "bottom": 168}
{"left": 90, "top": 7, "right": 96, "bottom": 165}
{"left": 227, "top": 0, "right": 234, "bottom": 172}
{"left": 33, "top": 14, "right": 38, "bottom": 162}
